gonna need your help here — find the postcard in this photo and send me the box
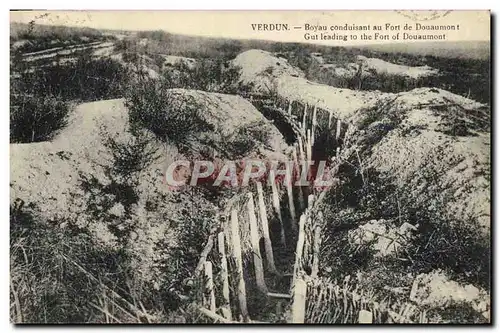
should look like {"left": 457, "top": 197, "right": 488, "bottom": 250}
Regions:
{"left": 9, "top": 10, "right": 491, "bottom": 324}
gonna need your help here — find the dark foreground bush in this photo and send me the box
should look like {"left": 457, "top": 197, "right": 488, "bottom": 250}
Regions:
{"left": 10, "top": 200, "right": 127, "bottom": 323}
{"left": 10, "top": 93, "right": 70, "bottom": 143}
{"left": 10, "top": 198, "right": 186, "bottom": 323}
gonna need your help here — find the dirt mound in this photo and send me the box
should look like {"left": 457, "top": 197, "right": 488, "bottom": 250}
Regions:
{"left": 162, "top": 55, "right": 197, "bottom": 70}
{"left": 110, "top": 53, "right": 159, "bottom": 79}
{"left": 233, "top": 49, "right": 387, "bottom": 119}
{"left": 10, "top": 91, "right": 288, "bottom": 221}
{"left": 309, "top": 53, "right": 437, "bottom": 83}
{"left": 353, "top": 88, "right": 490, "bottom": 233}
{"left": 166, "top": 88, "right": 289, "bottom": 159}
{"left": 356, "top": 55, "right": 439, "bottom": 79}
{"left": 275, "top": 76, "right": 386, "bottom": 119}
{"left": 10, "top": 99, "right": 168, "bottom": 256}
{"left": 10, "top": 91, "right": 286, "bottom": 282}
{"left": 10, "top": 99, "right": 166, "bottom": 223}
{"left": 232, "top": 49, "right": 304, "bottom": 94}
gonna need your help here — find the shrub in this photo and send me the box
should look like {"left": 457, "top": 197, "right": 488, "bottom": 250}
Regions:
{"left": 29, "top": 50, "right": 129, "bottom": 101}
{"left": 408, "top": 208, "right": 490, "bottom": 289}
{"left": 134, "top": 30, "right": 243, "bottom": 60}
{"left": 10, "top": 93, "right": 70, "bottom": 143}
{"left": 79, "top": 126, "right": 160, "bottom": 239}
{"left": 123, "top": 57, "right": 254, "bottom": 151}
{"left": 161, "top": 59, "right": 251, "bottom": 95}
{"left": 125, "top": 78, "right": 215, "bottom": 149}
{"left": 102, "top": 127, "right": 160, "bottom": 182}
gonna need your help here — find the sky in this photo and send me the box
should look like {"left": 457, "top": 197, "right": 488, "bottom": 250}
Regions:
{"left": 10, "top": 10, "right": 490, "bottom": 46}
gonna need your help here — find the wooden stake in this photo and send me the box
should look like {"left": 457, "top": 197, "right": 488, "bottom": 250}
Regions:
{"left": 311, "top": 225, "right": 321, "bottom": 278}
{"left": 285, "top": 163, "right": 297, "bottom": 231}
{"left": 194, "top": 234, "right": 215, "bottom": 276}
{"left": 292, "top": 214, "right": 307, "bottom": 289}
{"left": 302, "top": 104, "right": 307, "bottom": 132}
{"left": 312, "top": 105, "right": 318, "bottom": 126}
{"left": 218, "top": 232, "right": 232, "bottom": 320}
{"left": 336, "top": 119, "right": 342, "bottom": 141}
{"left": 307, "top": 194, "right": 315, "bottom": 209}
{"left": 203, "top": 261, "right": 216, "bottom": 312}
{"left": 247, "top": 192, "right": 267, "bottom": 293}
{"left": 256, "top": 182, "right": 277, "bottom": 273}
{"left": 292, "top": 146, "right": 305, "bottom": 211}
{"left": 288, "top": 100, "right": 293, "bottom": 115}
{"left": 311, "top": 105, "right": 318, "bottom": 146}
{"left": 311, "top": 125, "right": 315, "bottom": 147}
{"left": 328, "top": 110, "right": 333, "bottom": 128}
{"left": 269, "top": 169, "right": 286, "bottom": 246}
{"left": 306, "top": 129, "right": 312, "bottom": 162}
{"left": 292, "top": 143, "right": 299, "bottom": 170}
{"left": 231, "top": 209, "right": 249, "bottom": 321}
{"left": 298, "top": 138, "right": 305, "bottom": 163}
{"left": 303, "top": 237, "right": 310, "bottom": 272}
{"left": 291, "top": 278, "right": 307, "bottom": 323}
{"left": 268, "top": 292, "right": 292, "bottom": 299}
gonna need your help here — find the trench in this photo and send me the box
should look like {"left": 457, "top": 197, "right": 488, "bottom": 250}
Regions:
{"left": 240, "top": 94, "right": 350, "bottom": 320}
{"left": 193, "top": 93, "right": 353, "bottom": 322}
{"left": 250, "top": 97, "right": 298, "bottom": 144}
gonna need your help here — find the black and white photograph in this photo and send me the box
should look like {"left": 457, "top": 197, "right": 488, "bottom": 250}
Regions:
{"left": 9, "top": 10, "right": 491, "bottom": 324}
